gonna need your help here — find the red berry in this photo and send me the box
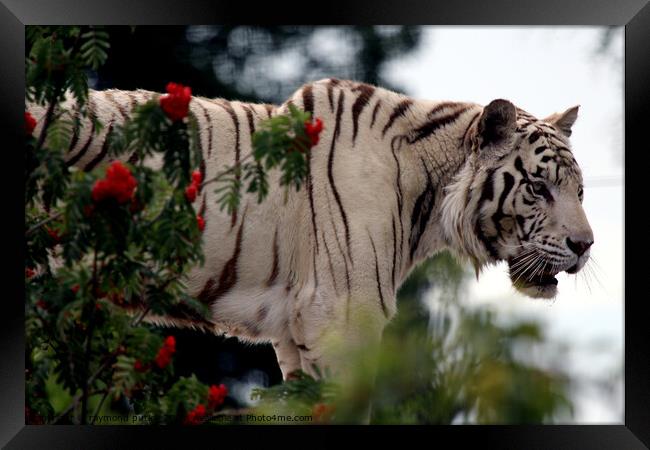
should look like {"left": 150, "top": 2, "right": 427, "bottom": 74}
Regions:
{"left": 160, "top": 82, "right": 192, "bottom": 122}
{"left": 134, "top": 360, "right": 148, "bottom": 373}
{"left": 25, "top": 112, "right": 37, "bottom": 136}
{"left": 191, "top": 170, "right": 202, "bottom": 185}
{"left": 208, "top": 384, "right": 228, "bottom": 409}
{"left": 164, "top": 336, "right": 176, "bottom": 352}
{"left": 46, "top": 227, "right": 60, "bottom": 243}
{"left": 154, "top": 349, "right": 172, "bottom": 369}
{"left": 304, "top": 118, "right": 324, "bottom": 147}
{"left": 92, "top": 161, "right": 137, "bottom": 204}
{"left": 183, "top": 404, "right": 207, "bottom": 425}
{"left": 196, "top": 215, "right": 205, "bottom": 232}
{"left": 185, "top": 184, "right": 197, "bottom": 203}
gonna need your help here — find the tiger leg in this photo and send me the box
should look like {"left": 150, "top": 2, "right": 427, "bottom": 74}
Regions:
{"left": 291, "top": 289, "right": 388, "bottom": 381}
{"left": 271, "top": 335, "right": 302, "bottom": 381}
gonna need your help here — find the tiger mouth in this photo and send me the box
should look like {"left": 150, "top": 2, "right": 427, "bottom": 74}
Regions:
{"left": 507, "top": 256, "right": 561, "bottom": 298}
{"left": 511, "top": 271, "right": 559, "bottom": 289}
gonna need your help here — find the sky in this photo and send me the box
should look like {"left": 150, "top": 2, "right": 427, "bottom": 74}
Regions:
{"left": 384, "top": 27, "right": 624, "bottom": 424}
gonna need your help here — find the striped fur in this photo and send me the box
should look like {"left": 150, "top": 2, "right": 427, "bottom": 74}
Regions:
{"left": 28, "top": 80, "right": 592, "bottom": 379}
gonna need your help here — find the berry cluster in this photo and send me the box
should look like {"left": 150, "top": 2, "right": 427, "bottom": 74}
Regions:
{"left": 154, "top": 335, "right": 176, "bottom": 369}
{"left": 183, "top": 383, "right": 229, "bottom": 425}
{"left": 207, "top": 383, "right": 228, "bottom": 409}
{"left": 160, "top": 82, "right": 192, "bottom": 122}
{"left": 185, "top": 170, "right": 202, "bottom": 203}
{"left": 304, "top": 117, "right": 324, "bottom": 146}
{"left": 91, "top": 161, "right": 138, "bottom": 204}
{"left": 184, "top": 404, "right": 206, "bottom": 425}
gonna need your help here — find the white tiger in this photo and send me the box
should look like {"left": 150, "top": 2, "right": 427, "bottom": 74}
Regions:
{"left": 28, "top": 78, "right": 593, "bottom": 380}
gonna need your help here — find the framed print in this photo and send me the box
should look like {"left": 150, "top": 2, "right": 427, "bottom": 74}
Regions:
{"left": 2, "top": 0, "right": 649, "bottom": 448}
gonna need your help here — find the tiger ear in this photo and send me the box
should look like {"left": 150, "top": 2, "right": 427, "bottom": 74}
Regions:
{"left": 545, "top": 105, "right": 579, "bottom": 137}
{"left": 477, "top": 99, "right": 517, "bottom": 149}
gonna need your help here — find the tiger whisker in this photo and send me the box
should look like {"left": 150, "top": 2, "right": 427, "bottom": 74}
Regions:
{"left": 509, "top": 252, "right": 540, "bottom": 273}
{"left": 512, "top": 254, "right": 542, "bottom": 285}
{"left": 528, "top": 259, "right": 547, "bottom": 282}
{"left": 580, "top": 266, "right": 593, "bottom": 294}
{"left": 510, "top": 256, "right": 539, "bottom": 280}
{"left": 584, "top": 260, "right": 606, "bottom": 293}
{"left": 526, "top": 258, "right": 546, "bottom": 282}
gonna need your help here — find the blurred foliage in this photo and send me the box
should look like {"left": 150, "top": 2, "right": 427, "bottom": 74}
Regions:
{"left": 251, "top": 254, "right": 573, "bottom": 424}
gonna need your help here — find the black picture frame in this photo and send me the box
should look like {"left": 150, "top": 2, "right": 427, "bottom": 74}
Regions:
{"left": 2, "top": 0, "right": 648, "bottom": 448}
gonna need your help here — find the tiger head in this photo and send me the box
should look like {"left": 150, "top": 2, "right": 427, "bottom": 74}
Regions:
{"left": 442, "top": 99, "right": 594, "bottom": 299}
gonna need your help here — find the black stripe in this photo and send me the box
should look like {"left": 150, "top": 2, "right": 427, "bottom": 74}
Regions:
{"left": 327, "top": 78, "right": 340, "bottom": 112}
{"left": 515, "top": 215, "right": 530, "bottom": 240}
{"left": 368, "top": 231, "right": 389, "bottom": 319}
{"left": 534, "top": 145, "right": 547, "bottom": 154}
{"left": 475, "top": 221, "right": 499, "bottom": 259}
{"left": 476, "top": 169, "right": 499, "bottom": 259}
{"left": 409, "top": 106, "right": 470, "bottom": 144}
{"left": 391, "top": 141, "right": 404, "bottom": 270}
{"left": 531, "top": 165, "right": 545, "bottom": 178}
{"left": 321, "top": 229, "right": 340, "bottom": 296}
{"left": 67, "top": 104, "right": 81, "bottom": 153}
{"left": 243, "top": 104, "right": 255, "bottom": 135}
{"left": 326, "top": 191, "right": 351, "bottom": 296}
{"left": 312, "top": 241, "right": 319, "bottom": 292}
{"left": 307, "top": 145, "right": 319, "bottom": 254}
{"left": 266, "top": 228, "right": 279, "bottom": 286}
{"left": 513, "top": 156, "right": 529, "bottom": 181}
{"left": 83, "top": 121, "right": 114, "bottom": 172}
{"left": 479, "top": 168, "right": 496, "bottom": 203}
{"left": 425, "top": 101, "right": 459, "bottom": 118}
{"left": 214, "top": 100, "right": 241, "bottom": 226}
{"left": 66, "top": 101, "right": 96, "bottom": 167}
{"left": 198, "top": 207, "right": 246, "bottom": 304}
{"left": 391, "top": 215, "right": 397, "bottom": 289}
{"left": 408, "top": 164, "right": 436, "bottom": 261}
{"left": 198, "top": 102, "right": 213, "bottom": 158}
{"left": 528, "top": 130, "right": 542, "bottom": 144}
{"left": 199, "top": 159, "right": 206, "bottom": 194}
{"left": 460, "top": 110, "right": 481, "bottom": 149}
{"left": 370, "top": 100, "right": 381, "bottom": 128}
{"left": 105, "top": 91, "right": 129, "bottom": 122}
{"left": 491, "top": 172, "right": 516, "bottom": 238}
{"left": 126, "top": 92, "right": 137, "bottom": 112}
{"left": 382, "top": 99, "right": 413, "bottom": 137}
{"left": 328, "top": 90, "right": 353, "bottom": 263}
{"left": 351, "top": 84, "right": 375, "bottom": 144}
{"left": 302, "top": 84, "right": 319, "bottom": 255}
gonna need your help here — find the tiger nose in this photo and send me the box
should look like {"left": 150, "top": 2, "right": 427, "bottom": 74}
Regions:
{"left": 566, "top": 237, "right": 593, "bottom": 256}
